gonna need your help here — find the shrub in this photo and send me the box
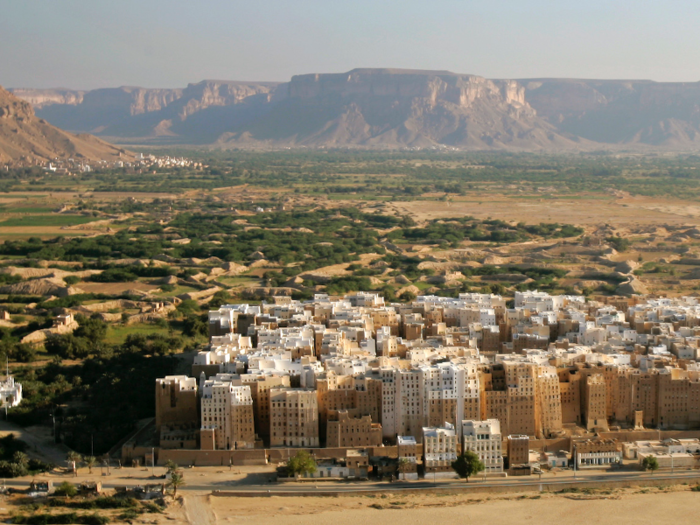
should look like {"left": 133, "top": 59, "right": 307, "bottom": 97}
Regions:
{"left": 117, "top": 509, "right": 139, "bottom": 521}
{"left": 54, "top": 482, "right": 77, "bottom": 498}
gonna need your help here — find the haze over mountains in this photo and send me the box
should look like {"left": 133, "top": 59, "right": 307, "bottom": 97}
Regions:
{"left": 0, "top": 86, "right": 131, "bottom": 165}
{"left": 11, "top": 68, "right": 700, "bottom": 150}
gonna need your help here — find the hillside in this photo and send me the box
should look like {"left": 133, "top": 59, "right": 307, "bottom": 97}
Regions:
{"left": 0, "top": 86, "right": 131, "bottom": 165}
{"left": 12, "top": 69, "right": 700, "bottom": 150}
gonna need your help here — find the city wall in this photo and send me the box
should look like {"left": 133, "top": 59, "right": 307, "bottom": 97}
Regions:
{"left": 122, "top": 430, "right": 700, "bottom": 467}
{"left": 123, "top": 445, "right": 409, "bottom": 467}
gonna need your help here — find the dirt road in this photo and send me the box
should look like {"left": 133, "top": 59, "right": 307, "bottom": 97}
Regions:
{"left": 184, "top": 494, "right": 217, "bottom": 525}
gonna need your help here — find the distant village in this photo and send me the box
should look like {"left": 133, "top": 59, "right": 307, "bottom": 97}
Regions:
{"left": 136, "top": 290, "right": 700, "bottom": 480}
{"left": 3, "top": 153, "right": 203, "bottom": 173}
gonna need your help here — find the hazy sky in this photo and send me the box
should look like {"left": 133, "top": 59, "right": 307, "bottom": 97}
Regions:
{"left": 2, "top": 0, "right": 700, "bottom": 89}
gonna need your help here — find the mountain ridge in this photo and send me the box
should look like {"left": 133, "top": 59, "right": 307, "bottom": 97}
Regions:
{"left": 11, "top": 69, "right": 700, "bottom": 150}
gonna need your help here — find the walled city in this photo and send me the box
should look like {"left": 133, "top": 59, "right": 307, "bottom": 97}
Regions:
{"left": 146, "top": 290, "right": 700, "bottom": 477}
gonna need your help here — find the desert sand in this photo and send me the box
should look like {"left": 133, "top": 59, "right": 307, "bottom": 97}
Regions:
{"left": 154, "top": 486, "right": 700, "bottom": 525}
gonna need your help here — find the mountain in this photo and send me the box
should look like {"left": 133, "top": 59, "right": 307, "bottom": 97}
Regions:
{"left": 520, "top": 79, "right": 700, "bottom": 148}
{"left": 218, "top": 69, "right": 585, "bottom": 149}
{"left": 0, "top": 85, "right": 131, "bottom": 165}
{"left": 12, "top": 80, "right": 280, "bottom": 145}
{"left": 12, "top": 69, "right": 700, "bottom": 150}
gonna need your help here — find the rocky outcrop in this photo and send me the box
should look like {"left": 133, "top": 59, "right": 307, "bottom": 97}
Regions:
{"left": 9, "top": 88, "right": 85, "bottom": 109}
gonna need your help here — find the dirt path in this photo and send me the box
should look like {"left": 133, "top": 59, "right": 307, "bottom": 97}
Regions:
{"left": 184, "top": 494, "right": 217, "bottom": 525}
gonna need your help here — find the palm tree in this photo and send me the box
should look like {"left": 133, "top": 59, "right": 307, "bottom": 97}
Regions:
{"left": 66, "top": 451, "right": 82, "bottom": 475}
{"left": 167, "top": 471, "right": 185, "bottom": 498}
{"left": 165, "top": 459, "right": 179, "bottom": 474}
{"left": 397, "top": 458, "right": 412, "bottom": 480}
{"left": 84, "top": 456, "right": 97, "bottom": 474}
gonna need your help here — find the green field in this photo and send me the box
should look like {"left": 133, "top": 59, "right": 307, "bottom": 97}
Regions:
{"left": 0, "top": 215, "right": 98, "bottom": 227}
{"left": 104, "top": 323, "right": 174, "bottom": 345}
{"left": 2, "top": 206, "right": 56, "bottom": 213}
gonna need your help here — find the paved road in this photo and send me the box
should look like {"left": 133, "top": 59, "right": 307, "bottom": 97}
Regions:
{"left": 5, "top": 469, "right": 700, "bottom": 494}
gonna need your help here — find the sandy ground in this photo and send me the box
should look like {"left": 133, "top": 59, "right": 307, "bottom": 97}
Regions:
{"left": 150, "top": 487, "right": 700, "bottom": 525}
{"left": 77, "top": 282, "right": 159, "bottom": 294}
{"left": 392, "top": 194, "right": 700, "bottom": 226}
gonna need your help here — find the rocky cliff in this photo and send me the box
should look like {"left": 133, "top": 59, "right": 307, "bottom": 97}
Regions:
{"left": 222, "top": 69, "right": 581, "bottom": 149}
{"left": 11, "top": 80, "right": 279, "bottom": 143}
{"left": 13, "top": 69, "right": 700, "bottom": 150}
{"left": 0, "top": 86, "right": 131, "bottom": 165}
{"left": 521, "top": 79, "right": 700, "bottom": 147}
{"left": 9, "top": 88, "right": 85, "bottom": 109}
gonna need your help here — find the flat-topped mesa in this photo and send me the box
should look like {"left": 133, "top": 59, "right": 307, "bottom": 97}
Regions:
{"left": 8, "top": 88, "right": 85, "bottom": 110}
{"left": 287, "top": 68, "right": 528, "bottom": 110}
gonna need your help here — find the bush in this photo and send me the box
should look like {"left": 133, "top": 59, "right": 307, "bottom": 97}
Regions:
{"left": 54, "top": 482, "right": 78, "bottom": 498}
{"left": 11, "top": 512, "right": 94, "bottom": 524}
{"left": 28, "top": 458, "right": 54, "bottom": 473}
{"left": 606, "top": 236, "right": 631, "bottom": 252}
{"left": 117, "top": 509, "right": 139, "bottom": 521}
{"left": 50, "top": 496, "right": 137, "bottom": 510}
{"left": 90, "top": 268, "right": 137, "bottom": 283}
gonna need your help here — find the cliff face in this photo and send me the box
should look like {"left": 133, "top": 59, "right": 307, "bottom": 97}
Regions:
{"left": 0, "top": 86, "right": 131, "bottom": 165}
{"left": 522, "top": 79, "right": 700, "bottom": 146}
{"left": 13, "top": 69, "right": 700, "bottom": 150}
{"left": 285, "top": 69, "right": 527, "bottom": 109}
{"left": 9, "top": 88, "right": 85, "bottom": 109}
{"left": 224, "top": 69, "right": 573, "bottom": 149}
{"left": 12, "top": 81, "right": 278, "bottom": 143}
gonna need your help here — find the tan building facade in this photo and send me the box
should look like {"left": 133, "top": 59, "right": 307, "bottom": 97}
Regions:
{"left": 326, "top": 410, "right": 382, "bottom": 448}
{"left": 200, "top": 381, "right": 255, "bottom": 450}
{"left": 270, "top": 388, "right": 319, "bottom": 448}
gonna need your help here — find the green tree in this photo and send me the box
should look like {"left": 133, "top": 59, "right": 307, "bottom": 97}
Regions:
{"left": 167, "top": 471, "right": 185, "bottom": 497}
{"left": 451, "top": 449, "right": 485, "bottom": 482}
{"left": 54, "top": 481, "right": 78, "bottom": 497}
{"left": 84, "top": 455, "right": 97, "bottom": 474}
{"left": 63, "top": 275, "right": 81, "bottom": 286}
{"left": 165, "top": 459, "right": 179, "bottom": 474}
{"left": 397, "top": 457, "right": 413, "bottom": 480}
{"left": 12, "top": 451, "right": 28, "bottom": 469}
{"left": 66, "top": 451, "right": 82, "bottom": 475}
{"left": 642, "top": 455, "right": 659, "bottom": 473}
{"left": 286, "top": 451, "right": 317, "bottom": 479}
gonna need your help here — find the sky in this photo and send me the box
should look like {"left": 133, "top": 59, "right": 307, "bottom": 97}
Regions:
{"left": 2, "top": 0, "right": 700, "bottom": 89}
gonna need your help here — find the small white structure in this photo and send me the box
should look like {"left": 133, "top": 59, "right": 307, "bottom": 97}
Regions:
{"left": 0, "top": 376, "right": 22, "bottom": 408}
{"left": 542, "top": 450, "right": 570, "bottom": 468}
